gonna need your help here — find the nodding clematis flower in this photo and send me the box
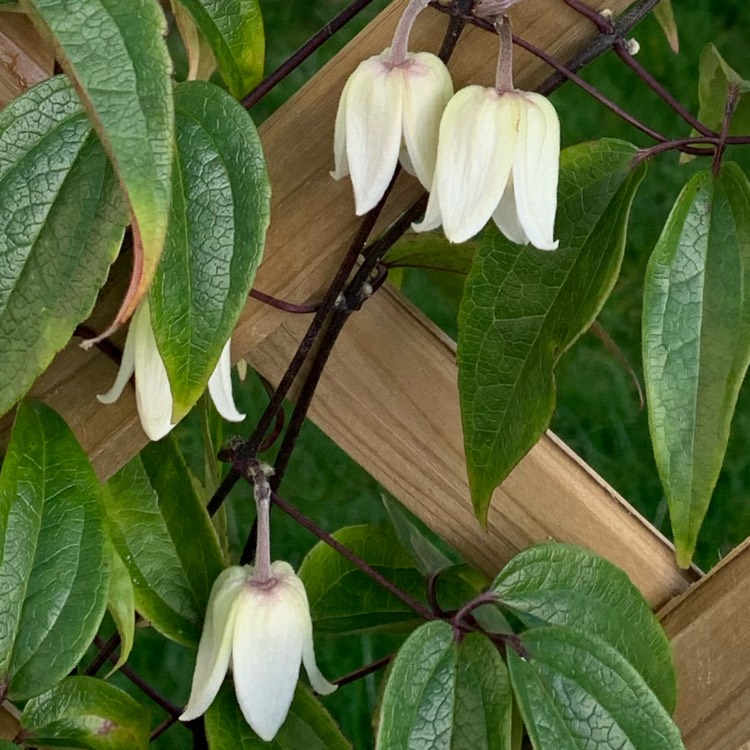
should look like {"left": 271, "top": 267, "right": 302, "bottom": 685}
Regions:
{"left": 413, "top": 13, "right": 560, "bottom": 249}
{"left": 331, "top": 0, "right": 453, "bottom": 214}
{"left": 97, "top": 299, "right": 244, "bottom": 441}
{"left": 179, "top": 562, "right": 336, "bottom": 741}
{"left": 413, "top": 86, "right": 560, "bottom": 248}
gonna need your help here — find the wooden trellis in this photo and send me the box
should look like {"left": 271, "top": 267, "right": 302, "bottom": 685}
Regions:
{"left": 1, "top": 2, "right": 749, "bottom": 747}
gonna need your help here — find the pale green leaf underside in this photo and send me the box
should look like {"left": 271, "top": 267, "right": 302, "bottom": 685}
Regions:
{"left": 492, "top": 542, "right": 676, "bottom": 711}
{"left": 0, "top": 401, "right": 109, "bottom": 701}
{"left": 173, "top": 0, "right": 265, "bottom": 98}
{"left": 643, "top": 164, "right": 750, "bottom": 566}
{"left": 0, "top": 75, "right": 126, "bottom": 416}
{"left": 22, "top": 676, "right": 150, "bottom": 750}
{"left": 21, "top": 0, "right": 174, "bottom": 324}
{"left": 458, "top": 139, "right": 646, "bottom": 522}
{"left": 205, "top": 683, "right": 351, "bottom": 750}
{"left": 508, "top": 626, "right": 685, "bottom": 750}
{"left": 150, "top": 80, "right": 270, "bottom": 419}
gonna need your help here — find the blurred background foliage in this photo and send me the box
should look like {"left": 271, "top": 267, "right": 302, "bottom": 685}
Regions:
{"left": 127, "top": 1, "right": 750, "bottom": 747}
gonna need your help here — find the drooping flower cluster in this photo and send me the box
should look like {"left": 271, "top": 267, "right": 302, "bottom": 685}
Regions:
{"left": 97, "top": 299, "right": 244, "bottom": 441}
{"left": 332, "top": 2, "right": 560, "bottom": 250}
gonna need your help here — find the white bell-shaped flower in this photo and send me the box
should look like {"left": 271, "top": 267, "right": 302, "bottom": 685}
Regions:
{"left": 331, "top": 48, "right": 453, "bottom": 215}
{"left": 97, "top": 298, "right": 244, "bottom": 441}
{"left": 180, "top": 562, "right": 336, "bottom": 741}
{"left": 413, "top": 85, "right": 560, "bottom": 249}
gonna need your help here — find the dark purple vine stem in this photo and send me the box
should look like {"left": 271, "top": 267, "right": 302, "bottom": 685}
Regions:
{"left": 268, "top": 490, "right": 437, "bottom": 621}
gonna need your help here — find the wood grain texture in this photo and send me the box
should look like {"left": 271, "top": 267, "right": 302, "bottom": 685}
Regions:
{"left": 660, "top": 537, "right": 750, "bottom": 749}
{"left": 0, "top": 11, "right": 52, "bottom": 107}
{"left": 249, "top": 284, "right": 696, "bottom": 608}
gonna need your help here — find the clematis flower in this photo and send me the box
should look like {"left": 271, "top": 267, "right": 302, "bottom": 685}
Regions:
{"left": 180, "top": 562, "right": 336, "bottom": 741}
{"left": 331, "top": 0, "right": 453, "bottom": 215}
{"left": 97, "top": 298, "right": 244, "bottom": 441}
{"left": 413, "top": 84, "right": 560, "bottom": 248}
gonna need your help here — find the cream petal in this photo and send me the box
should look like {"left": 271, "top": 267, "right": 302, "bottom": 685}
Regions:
{"left": 401, "top": 52, "right": 453, "bottom": 190}
{"left": 513, "top": 92, "right": 560, "bottom": 251}
{"left": 433, "top": 86, "right": 520, "bottom": 244}
{"left": 97, "top": 316, "right": 136, "bottom": 404}
{"left": 231, "top": 576, "right": 309, "bottom": 741}
{"left": 345, "top": 54, "right": 404, "bottom": 215}
{"left": 492, "top": 179, "right": 529, "bottom": 245}
{"left": 180, "top": 566, "right": 248, "bottom": 722}
{"left": 133, "top": 300, "right": 175, "bottom": 441}
{"left": 208, "top": 339, "right": 245, "bottom": 423}
{"left": 330, "top": 74, "right": 353, "bottom": 180}
{"left": 411, "top": 186, "right": 444, "bottom": 233}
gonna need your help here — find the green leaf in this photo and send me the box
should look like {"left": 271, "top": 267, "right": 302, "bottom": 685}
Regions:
{"left": 643, "top": 164, "right": 750, "bottom": 566}
{"left": 298, "top": 525, "right": 493, "bottom": 635}
{"left": 458, "top": 140, "right": 646, "bottom": 522}
{"left": 376, "top": 621, "right": 512, "bottom": 750}
{"left": 653, "top": 0, "right": 679, "bottom": 53}
{"left": 298, "top": 525, "right": 427, "bottom": 634}
{"left": 103, "top": 438, "right": 224, "bottom": 646}
{"left": 0, "top": 742, "right": 17, "bottom": 750}
{"left": 205, "top": 683, "right": 351, "bottom": 750}
{"left": 22, "top": 676, "right": 150, "bottom": 750}
{"left": 21, "top": 0, "right": 173, "bottom": 330}
{"left": 105, "top": 543, "right": 135, "bottom": 676}
{"left": 682, "top": 44, "right": 750, "bottom": 164}
{"left": 0, "top": 401, "right": 109, "bottom": 701}
{"left": 171, "top": 0, "right": 264, "bottom": 99}
{"left": 0, "top": 76, "right": 126, "bottom": 416}
{"left": 382, "top": 495, "right": 455, "bottom": 576}
{"left": 171, "top": 1, "right": 217, "bottom": 82}
{"left": 492, "top": 542, "right": 676, "bottom": 711}
{"left": 508, "top": 627, "right": 685, "bottom": 750}
{"left": 698, "top": 44, "right": 750, "bottom": 126}
{"left": 384, "top": 231, "right": 477, "bottom": 275}
{"left": 150, "top": 80, "right": 270, "bottom": 420}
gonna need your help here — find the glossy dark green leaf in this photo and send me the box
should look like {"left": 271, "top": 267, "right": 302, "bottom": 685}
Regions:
{"left": 0, "top": 75, "right": 126, "bottom": 416}
{"left": 382, "top": 495, "right": 455, "bottom": 575}
{"left": 205, "top": 683, "right": 350, "bottom": 750}
{"left": 21, "top": 0, "right": 173, "bottom": 327}
{"left": 458, "top": 140, "right": 645, "bottom": 522}
{"left": 384, "top": 232, "right": 477, "bottom": 275}
{"left": 492, "top": 542, "right": 676, "bottom": 711}
{"left": 22, "top": 676, "right": 149, "bottom": 750}
{"left": 377, "top": 621, "right": 511, "bottom": 750}
{"left": 150, "top": 80, "right": 270, "bottom": 420}
{"left": 103, "top": 438, "right": 224, "bottom": 646}
{"left": 643, "top": 164, "right": 750, "bottom": 566}
{"left": 171, "top": 0, "right": 264, "bottom": 98}
{"left": 508, "top": 627, "right": 685, "bottom": 750}
{"left": 0, "top": 401, "right": 109, "bottom": 701}
{"left": 105, "top": 543, "right": 135, "bottom": 676}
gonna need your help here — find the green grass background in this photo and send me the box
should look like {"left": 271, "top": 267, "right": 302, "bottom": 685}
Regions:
{"left": 121, "top": 1, "right": 750, "bottom": 747}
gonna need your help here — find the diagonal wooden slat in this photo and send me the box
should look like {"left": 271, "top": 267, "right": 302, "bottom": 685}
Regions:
{"left": 249, "top": 285, "right": 696, "bottom": 607}
{"left": 659, "top": 537, "right": 750, "bottom": 749}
